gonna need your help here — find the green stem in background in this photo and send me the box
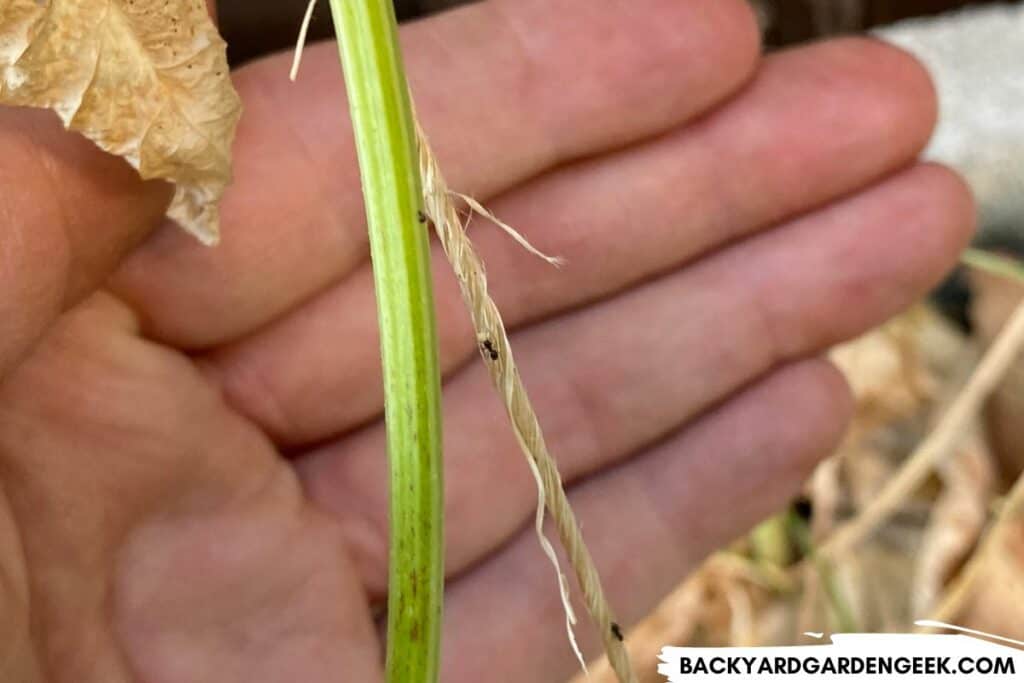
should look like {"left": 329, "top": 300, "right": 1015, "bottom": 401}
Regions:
{"left": 326, "top": 2, "right": 444, "bottom": 682}
{"left": 788, "top": 512, "right": 858, "bottom": 634}
{"left": 750, "top": 513, "right": 793, "bottom": 569}
{"left": 961, "top": 248, "right": 1024, "bottom": 284}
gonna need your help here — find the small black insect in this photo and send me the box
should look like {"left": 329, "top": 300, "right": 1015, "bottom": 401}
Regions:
{"left": 481, "top": 339, "right": 499, "bottom": 361}
{"left": 610, "top": 622, "right": 624, "bottom": 642}
{"left": 417, "top": 210, "right": 428, "bottom": 224}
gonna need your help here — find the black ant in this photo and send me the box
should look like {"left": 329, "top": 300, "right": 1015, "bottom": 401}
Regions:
{"left": 480, "top": 338, "right": 499, "bottom": 361}
{"left": 417, "top": 210, "right": 428, "bottom": 224}
{"left": 611, "top": 622, "right": 624, "bottom": 642}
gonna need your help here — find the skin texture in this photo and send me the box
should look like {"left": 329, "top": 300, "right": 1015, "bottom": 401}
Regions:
{"left": 0, "top": 1, "right": 975, "bottom": 681}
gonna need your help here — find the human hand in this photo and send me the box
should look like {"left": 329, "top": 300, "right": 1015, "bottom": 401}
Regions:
{"left": 0, "top": 1, "right": 973, "bottom": 681}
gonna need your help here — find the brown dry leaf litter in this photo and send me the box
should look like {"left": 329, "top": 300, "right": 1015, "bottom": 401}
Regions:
{"left": 0, "top": 0, "right": 241, "bottom": 243}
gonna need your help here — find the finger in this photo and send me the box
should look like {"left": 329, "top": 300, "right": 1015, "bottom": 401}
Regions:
{"left": 296, "top": 162, "right": 973, "bottom": 593}
{"left": 110, "top": 0, "right": 761, "bottom": 348}
{"left": 0, "top": 109, "right": 169, "bottom": 379}
{"left": 440, "top": 359, "right": 852, "bottom": 682}
{"left": 208, "top": 37, "right": 940, "bottom": 446}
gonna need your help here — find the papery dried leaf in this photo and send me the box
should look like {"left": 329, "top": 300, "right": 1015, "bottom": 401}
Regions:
{"left": 913, "top": 432, "right": 994, "bottom": 617}
{"left": 959, "top": 511, "right": 1024, "bottom": 640}
{"left": 967, "top": 267, "right": 1024, "bottom": 484}
{"left": 0, "top": 0, "right": 241, "bottom": 244}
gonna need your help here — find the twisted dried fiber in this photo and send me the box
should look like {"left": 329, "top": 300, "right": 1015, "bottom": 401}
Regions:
{"left": 416, "top": 120, "right": 638, "bottom": 683}
{"left": 923, "top": 467, "right": 1024, "bottom": 625}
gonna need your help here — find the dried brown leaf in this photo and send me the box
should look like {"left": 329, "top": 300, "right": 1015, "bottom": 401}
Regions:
{"left": 913, "top": 432, "right": 994, "bottom": 617}
{"left": 967, "top": 266, "right": 1024, "bottom": 484}
{"left": 956, "top": 505, "right": 1024, "bottom": 640}
{"left": 0, "top": 0, "right": 241, "bottom": 243}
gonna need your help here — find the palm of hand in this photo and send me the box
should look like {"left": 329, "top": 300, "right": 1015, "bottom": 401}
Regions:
{"left": 0, "top": 2, "right": 972, "bottom": 682}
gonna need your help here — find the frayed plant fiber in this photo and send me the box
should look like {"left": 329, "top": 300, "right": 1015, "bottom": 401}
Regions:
{"left": 416, "top": 119, "right": 638, "bottom": 683}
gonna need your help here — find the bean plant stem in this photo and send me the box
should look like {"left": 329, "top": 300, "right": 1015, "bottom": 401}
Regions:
{"left": 326, "top": 2, "right": 444, "bottom": 682}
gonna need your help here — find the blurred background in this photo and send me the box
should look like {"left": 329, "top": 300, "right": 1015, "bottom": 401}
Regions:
{"left": 217, "top": 1, "right": 1024, "bottom": 680}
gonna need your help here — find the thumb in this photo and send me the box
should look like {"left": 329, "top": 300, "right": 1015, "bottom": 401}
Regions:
{"left": 0, "top": 107, "right": 170, "bottom": 378}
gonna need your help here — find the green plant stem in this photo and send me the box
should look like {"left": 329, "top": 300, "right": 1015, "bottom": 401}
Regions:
{"left": 326, "top": 2, "right": 444, "bottom": 682}
{"left": 961, "top": 248, "right": 1024, "bottom": 284}
{"left": 750, "top": 513, "right": 792, "bottom": 569}
{"left": 788, "top": 512, "right": 858, "bottom": 634}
